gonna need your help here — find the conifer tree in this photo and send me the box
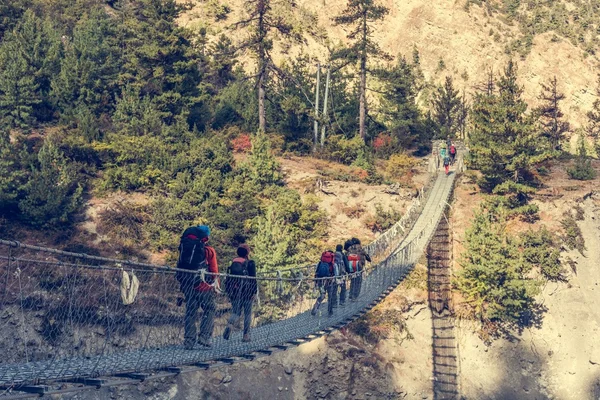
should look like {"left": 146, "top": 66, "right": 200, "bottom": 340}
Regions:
{"left": 536, "top": 75, "right": 569, "bottom": 151}
{"left": 11, "top": 10, "right": 62, "bottom": 122}
{"left": 455, "top": 206, "right": 542, "bottom": 325}
{"left": 52, "top": 8, "right": 120, "bottom": 119}
{"left": 432, "top": 76, "right": 462, "bottom": 139}
{"left": 234, "top": 0, "right": 303, "bottom": 133}
{"left": 0, "top": 130, "right": 25, "bottom": 210}
{"left": 567, "top": 135, "right": 596, "bottom": 180}
{"left": 333, "top": 0, "right": 389, "bottom": 140}
{"left": 18, "top": 139, "right": 83, "bottom": 227}
{"left": 0, "top": 36, "right": 40, "bottom": 129}
{"left": 377, "top": 55, "right": 422, "bottom": 146}
{"left": 469, "top": 61, "right": 550, "bottom": 192}
{"left": 587, "top": 74, "right": 600, "bottom": 155}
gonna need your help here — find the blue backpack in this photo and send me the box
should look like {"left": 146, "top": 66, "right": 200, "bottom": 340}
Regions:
{"left": 315, "top": 251, "right": 335, "bottom": 278}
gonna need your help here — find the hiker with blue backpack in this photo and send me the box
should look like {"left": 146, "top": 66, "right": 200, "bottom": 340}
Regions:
{"left": 223, "top": 244, "right": 257, "bottom": 343}
{"left": 176, "top": 225, "right": 219, "bottom": 350}
{"left": 311, "top": 250, "right": 339, "bottom": 317}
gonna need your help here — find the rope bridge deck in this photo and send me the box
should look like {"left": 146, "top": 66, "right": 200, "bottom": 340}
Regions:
{"left": 0, "top": 171, "right": 456, "bottom": 389}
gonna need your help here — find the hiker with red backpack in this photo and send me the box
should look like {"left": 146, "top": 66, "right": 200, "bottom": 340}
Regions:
{"left": 176, "top": 225, "right": 219, "bottom": 350}
{"left": 311, "top": 250, "right": 338, "bottom": 317}
{"left": 449, "top": 142, "right": 456, "bottom": 165}
{"left": 223, "top": 244, "right": 257, "bottom": 343}
{"left": 346, "top": 238, "right": 371, "bottom": 301}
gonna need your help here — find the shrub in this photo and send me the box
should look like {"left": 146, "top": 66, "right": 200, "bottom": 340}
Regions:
{"left": 97, "top": 200, "right": 148, "bottom": 242}
{"left": 386, "top": 153, "right": 417, "bottom": 181}
{"left": 18, "top": 140, "right": 83, "bottom": 227}
{"left": 567, "top": 136, "right": 596, "bottom": 180}
{"left": 324, "top": 134, "right": 364, "bottom": 165}
{"left": 364, "top": 204, "right": 402, "bottom": 233}
{"left": 521, "top": 227, "right": 563, "bottom": 281}
{"left": 231, "top": 133, "right": 252, "bottom": 153}
{"left": 561, "top": 215, "right": 586, "bottom": 254}
{"left": 341, "top": 203, "right": 365, "bottom": 218}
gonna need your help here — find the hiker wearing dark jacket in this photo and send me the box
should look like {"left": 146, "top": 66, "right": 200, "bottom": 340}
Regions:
{"left": 335, "top": 244, "right": 350, "bottom": 306}
{"left": 346, "top": 238, "right": 371, "bottom": 301}
{"left": 311, "top": 250, "right": 338, "bottom": 317}
{"left": 223, "top": 244, "right": 257, "bottom": 343}
{"left": 180, "top": 225, "right": 218, "bottom": 349}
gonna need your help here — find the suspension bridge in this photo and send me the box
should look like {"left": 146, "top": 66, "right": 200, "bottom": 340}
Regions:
{"left": 0, "top": 146, "right": 461, "bottom": 398}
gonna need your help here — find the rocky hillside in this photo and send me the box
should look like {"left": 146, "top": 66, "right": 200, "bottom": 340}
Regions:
{"left": 181, "top": 0, "right": 600, "bottom": 133}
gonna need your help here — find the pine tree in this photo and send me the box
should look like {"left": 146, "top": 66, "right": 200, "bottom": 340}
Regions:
{"left": 18, "top": 139, "right": 83, "bottom": 227}
{"left": 377, "top": 55, "right": 422, "bottom": 147}
{"left": 333, "top": 0, "right": 389, "bottom": 141}
{"left": 587, "top": 74, "right": 600, "bottom": 155}
{"left": 234, "top": 0, "right": 303, "bottom": 133}
{"left": 0, "top": 36, "right": 40, "bottom": 129}
{"left": 52, "top": 7, "right": 120, "bottom": 118}
{"left": 455, "top": 206, "right": 542, "bottom": 325}
{"left": 0, "top": 130, "right": 26, "bottom": 210}
{"left": 536, "top": 75, "right": 569, "bottom": 151}
{"left": 469, "top": 61, "right": 551, "bottom": 192}
{"left": 432, "top": 76, "right": 462, "bottom": 139}
{"left": 567, "top": 135, "right": 596, "bottom": 180}
{"left": 11, "top": 10, "right": 62, "bottom": 122}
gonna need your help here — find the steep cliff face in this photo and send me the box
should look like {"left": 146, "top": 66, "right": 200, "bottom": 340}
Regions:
{"left": 180, "top": 0, "right": 599, "bottom": 132}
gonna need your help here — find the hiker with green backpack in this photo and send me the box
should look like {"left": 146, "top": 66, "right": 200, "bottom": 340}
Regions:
{"left": 223, "top": 244, "right": 257, "bottom": 343}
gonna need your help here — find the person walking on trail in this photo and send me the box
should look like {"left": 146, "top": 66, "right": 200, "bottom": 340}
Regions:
{"left": 346, "top": 238, "right": 371, "bottom": 301}
{"left": 223, "top": 244, "right": 257, "bottom": 343}
{"left": 311, "top": 250, "right": 338, "bottom": 317}
{"left": 176, "top": 225, "right": 218, "bottom": 350}
{"left": 449, "top": 142, "right": 456, "bottom": 165}
{"left": 443, "top": 154, "right": 451, "bottom": 175}
{"left": 335, "top": 244, "right": 350, "bottom": 306}
{"left": 446, "top": 136, "right": 452, "bottom": 152}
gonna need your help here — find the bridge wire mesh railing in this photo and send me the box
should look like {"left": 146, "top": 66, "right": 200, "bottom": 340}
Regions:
{"left": 0, "top": 173, "right": 454, "bottom": 387}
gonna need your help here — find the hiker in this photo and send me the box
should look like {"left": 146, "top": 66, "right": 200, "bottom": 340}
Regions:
{"left": 176, "top": 225, "right": 218, "bottom": 349}
{"left": 439, "top": 145, "right": 447, "bottom": 171}
{"left": 311, "top": 250, "right": 338, "bottom": 317}
{"left": 446, "top": 136, "right": 452, "bottom": 152}
{"left": 346, "top": 238, "right": 371, "bottom": 301}
{"left": 443, "top": 154, "right": 450, "bottom": 175}
{"left": 335, "top": 244, "right": 350, "bottom": 306}
{"left": 223, "top": 244, "right": 257, "bottom": 343}
{"left": 449, "top": 142, "right": 456, "bottom": 165}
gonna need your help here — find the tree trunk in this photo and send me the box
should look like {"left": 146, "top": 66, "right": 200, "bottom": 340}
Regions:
{"left": 258, "top": 69, "right": 266, "bottom": 133}
{"left": 257, "top": 0, "right": 266, "bottom": 133}
{"left": 359, "top": 14, "right": 367, "bottom": 141}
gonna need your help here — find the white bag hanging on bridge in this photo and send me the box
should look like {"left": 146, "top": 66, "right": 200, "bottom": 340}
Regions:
{"left": 120, "top": 268, "right": 139, "bottom": 305}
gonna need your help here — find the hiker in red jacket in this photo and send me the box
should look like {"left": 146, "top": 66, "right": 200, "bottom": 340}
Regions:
{"left": 178, "top": 225, "right": 219, "bottom": 349}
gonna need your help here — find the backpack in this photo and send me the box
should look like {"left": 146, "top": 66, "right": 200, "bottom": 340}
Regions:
{"left": 443, "top": 156, "right": 450, "bottom": 166}
{"left": 226, "top": 257, "right": 249, "bottom": 296}
{"left": 450, "top": 145, "right": 456, "bottom": 155}
{"left": 347, "top": 253, "right": 361, "bottom": 273}
{"left": 176, "top": 226, "right": 208, "bottom": 291}
{"left": 315, "top": 251, "right": 335, "bottom": 278}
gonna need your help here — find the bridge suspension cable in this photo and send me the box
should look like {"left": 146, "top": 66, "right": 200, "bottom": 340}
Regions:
{"left": 0, "top": 169, "right": 456, "bottom": 389}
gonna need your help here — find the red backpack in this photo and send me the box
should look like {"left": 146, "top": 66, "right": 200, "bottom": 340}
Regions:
{"left": 450, "top": 145, "right": 456, "bottom": 155}
{"left": 316, "top": 251, "right": 335, "bottom": 277}
{"left": 347, "top": 253, "right": 361, "bottom": 272}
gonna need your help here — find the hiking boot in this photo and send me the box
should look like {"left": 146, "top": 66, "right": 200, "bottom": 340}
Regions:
{"left": 197, "top": 336, "right": 212, "bottom": 348}
{"left": 242, "top": 333, "right": 251, "bottom": 343}
{"left": 223, "top": 325, "right": 232, "bottom": 341}
{"left": 328, "top": 310, "right": 334, "bottom": 317}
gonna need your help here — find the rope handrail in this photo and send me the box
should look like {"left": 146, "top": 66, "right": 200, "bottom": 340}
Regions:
{"left": 0, "top": 154, "right": 458, "bottom": 388}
